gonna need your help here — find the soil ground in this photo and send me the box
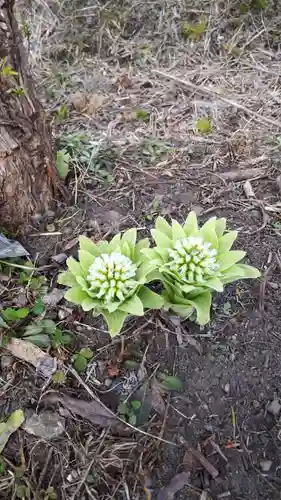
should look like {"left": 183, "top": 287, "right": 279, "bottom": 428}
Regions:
{"left": 2, "top": 0, "right": 281, "bottom": 499}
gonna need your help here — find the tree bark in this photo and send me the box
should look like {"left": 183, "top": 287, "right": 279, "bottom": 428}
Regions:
{"left": 0, "top": 0, "right": 55, "bottom": 233}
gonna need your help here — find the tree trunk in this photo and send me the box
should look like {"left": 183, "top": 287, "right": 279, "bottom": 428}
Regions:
{"left": 0, "top": 0, "right": 55, "bottom": 233}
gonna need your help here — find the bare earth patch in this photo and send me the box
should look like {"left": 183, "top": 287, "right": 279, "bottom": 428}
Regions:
{"left": 2, "top": 0, "right": 281, "bottom": 499}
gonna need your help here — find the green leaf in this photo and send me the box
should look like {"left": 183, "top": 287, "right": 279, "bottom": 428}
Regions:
{"left": 215, "top": 218, "right": 226, "bottom": 238}
{"left": 219, "top": 250, "right": 246, "bottom": 271}
{"left": 232, "top": 263, "right": 260, "bottom": 279}
{"left": 119, "top": 295, "right": 144, "bottom": 316}
{"left": 81, "top": 297, "right": 96, "bottom": 311}
{"left": 138, "top": 287, "right": 164, "bottom": 309}
{"left": 56, "top": 150, "right": 70, "bottom": 179}
{"left": 23, "top": 323, "right": 44, "bottom": 336}
{"left": 102, "top": 310, "right": 128, "bottom": 337}
{"left": 131, "top": 400, "right": 141, "bottom": 410}
{"left": 0, "top": 316, "right": 9, "bottom": 329}
{"left": 155, "top": 217, "right": 172, "bottom": 238}
{"left": 57, "top": 270, "right": 77, "bottom": 287}
{"left": 108, "top": 233, "right": 122, "bottom": 252}
{"left": 181, "top": 19, "right": 207, "bottom": 40}
{"left": 183, "top": 211, "right": 198, "bottom": 235}
{"left": 0, "top": 457, "right": 5, "bottom": 474}
{"left": 121, "top": 228, "right": 137, "bottom": 247}
{"left": 189, "top": 291, "right": 212, "bottom": 325}
{"left": 79, "top": 236, "right": 101, "bottom": 257}
{"left": 97, "top": 240, "right": 109, "bottom": 252}
{"left": 80, "top": 347, "right": 93, "bottom": 359}
{"left": 196, "top": 117, "right": 212, "bottom": 134}
{"left": 121, "top": 241, "right": 131, "bottom": 258}
{"left": 65, "top": 286, "right": 89, "bottom": 305}
{"left": 218, "top": 231, "right": 237, "bottom": 254}
{"left": 73, "top": 354, "right": 88, "bottom": 372}
{"left": 52, "top": 371, "right": 66, "bottom": 384}
{"left": 157, "top": 373, "right": 183, "bottom": 391}
{"left": 25, "top": 334, "right": 51, "bottom": 348}
{"left": 171, "top": 219, "right": 186, "bottom": 241}
{"left": 135, "top": 109, "right": 149, "bottom": 122}
{"left": 151, "top": 229, "right": 172, "bottom": 248}
{"left": 118, "top": 402, "right": 129, "bottom": 415}
{"left": 66, "top": 257, "right": 83, "bottom": 278}
{"left": 2, "top": 307, "right": 29, "bottom": 322}
{"left": 32, "top": 299, "right": 45, "bottom": 316}
{"left": 41, "top": 319, "right": 57, "bottom": 334}
{"left": 134, "top": 238, "right": 150, "bottom": 262}
{"left": 169, "top": 304, "right": 193, "bottom": 318}
{"left": 79, "top": 250, "right": 95, "bottom": 274}
{"left": 128, "top": 414, "right": 137, "bottom": 425}
{"left": 199, "top": 217, "right": 218, "bottom": 248}
{"left": 0, "top": 409, "right": 24, "bottom": 453}
{"left": 204, "top": 277, "right": 224, "bottom": 292}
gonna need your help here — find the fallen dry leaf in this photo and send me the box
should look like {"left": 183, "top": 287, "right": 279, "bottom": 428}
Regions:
{"left": 71, "top": 92, "right": 105, "bottom": 115}
{"left": 86, "top": 94, "right": 105, "bottom": 114}
{"left": 44, "top": 393, "right": 128, "bottom": 433}
{"left": 6, "top": 338, "right": 56, "bottom": 378}
{"left": 157, "top": 472, "right": 191, "bottom": 500}
{"left": 151, "top": 378, "right": 166, "bottom": 415}
{"left": 43, "top": 288, "right": 65, "bottom": 307}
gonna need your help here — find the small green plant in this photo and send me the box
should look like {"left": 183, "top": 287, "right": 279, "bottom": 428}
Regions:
{"left": 52, "top": 371, "right": 66, "bottom": 384}
{"left": 196, "top": 117, "right": 212, "bottom": 134}
{"left": 56, "top": 150, "right": 70, "bottom": 179}
{"left": 2, "top": 307, "right": 29, "bottom": 322}
{"left": 23, "top": 319, "right": 72, "bottom": 348}
{"left": 72, "top": 347, "right": 93, "bottom": 372}
{"left": 58, "top": 231, "right": 163, "bottom": 336}
{"left": 55, "top": 104, "right": 69, "bottom": 121}
{"left": 8, "top": 87, "right": 25, "bottom": 96}
{"left": 118, "top": 400, "right": 141, "bottom": 425}
{"left": 57, "top": 134, "right": 115, "bottom": 182}
{"left": 141, "top": 212, "right": 260, "bottom": 325}
{"left": 157, "top": 372, "right": 183, "bottom": 391}
{"left": 135, "top": 109, "right": 150, "bottom": 122}
{"left": 181, "top": 19, "right": 207, "bottom": 41}
{"left": 142, "top": 139, "right": 175, "bottom": 163}
{"left": 0, "top": 57, "right": 18, "bottom": 77}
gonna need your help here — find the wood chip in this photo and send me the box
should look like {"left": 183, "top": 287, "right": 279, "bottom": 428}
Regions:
{"left": 190, "top": 448, "right": 219, "bottom": 479}
{"left": 220, "top": 167, "right": 266, "bottom": 182}
{"left": 243, "top": 180, "right": 255, "bottom": 198}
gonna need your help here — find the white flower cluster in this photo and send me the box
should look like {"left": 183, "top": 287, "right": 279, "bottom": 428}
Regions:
{"left": 167, "top": 236, "right": 218, "bottom": 282}
{"left": 87, "top": 252, "right": 137, "bottom": 303}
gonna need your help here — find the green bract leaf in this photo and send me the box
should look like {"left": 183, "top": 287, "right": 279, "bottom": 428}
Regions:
{"left": 171, "top": 219, "right": 186, "bottom": 241}
{"left": 102, "top": 310, "right": 128, "bottom": 336}
{"left": 138, "top": 286, "right": 164, "bottom": 309}
{"left": 155, "top": 217, "right": 172, "bottom": 238}
{"left": 119, "top": 295, "right": 144, "bottom": 316}
{"left": 183, "top": 211, "right": 198, "bottom": 235}
{"left": 57, "top": 270, "right": 77, "bottom": 287}
{"left": 79, "top": 250, "right": 95, "bottom": 274}
{"left": 151, "top": 229, "right": 172, "bottom": 248}
{"left": 219, "top": 250, "right": 246, "bottom": 271}
{"left": 65, "top": 286, "right": 89, "bottom": 305}
{"left": 122, "top": 228, "right": 137, "bottom": 247}
{"left": 79, "top": 236, "right": 101, "bottom": 256}
{"left": 66, "top": 257, "right": 83, "bottom": 277}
